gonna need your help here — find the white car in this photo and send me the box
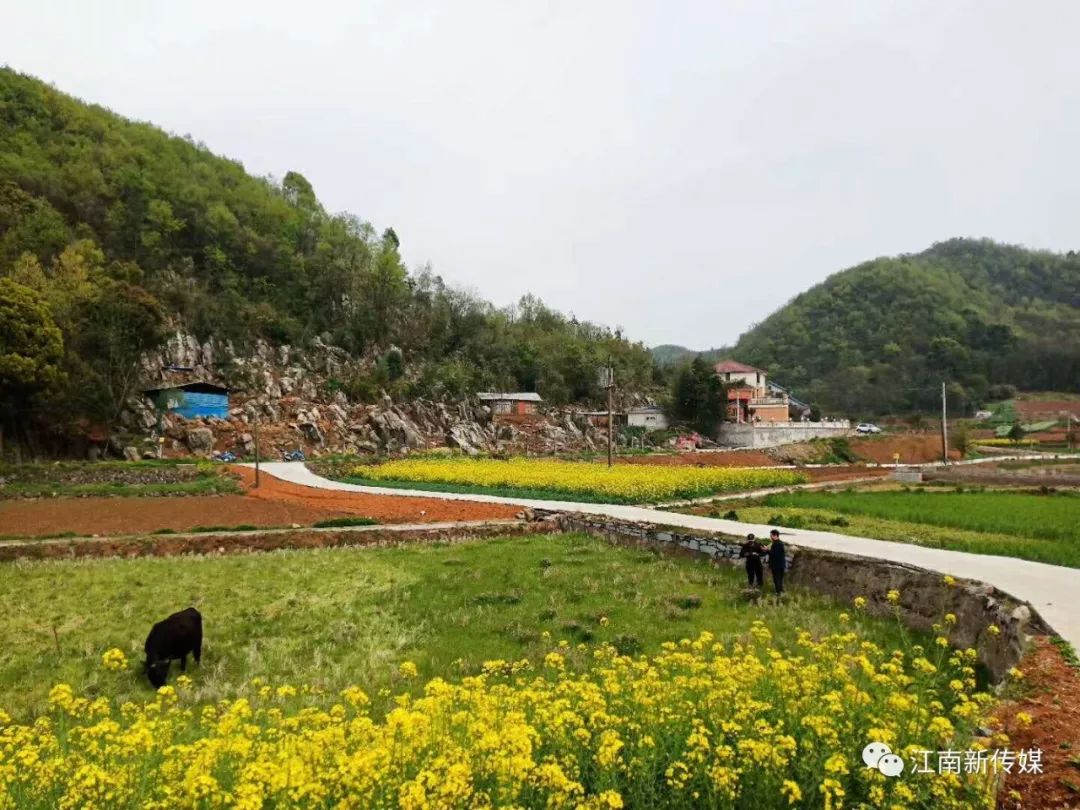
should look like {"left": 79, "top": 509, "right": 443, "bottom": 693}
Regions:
{"left": 856, "top": 423, "right": 882, "bottom": 434}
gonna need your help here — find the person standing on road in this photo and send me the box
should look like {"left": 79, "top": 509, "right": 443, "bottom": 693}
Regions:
{"left": 767, "top": 529, "right": 786, "bottom": 595}
{"left": 739, "top": 533, "right": 766, "bottom": 588}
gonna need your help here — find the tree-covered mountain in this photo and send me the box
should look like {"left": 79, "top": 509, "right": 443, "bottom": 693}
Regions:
{"left": 0, "top": 69, "right": 654, "bottom": 444}
{"left": 732, "top": 239, "right": 1080, "bottom": 416}
{"left": 650, "top": 345, "right": 730, "bottom": 367}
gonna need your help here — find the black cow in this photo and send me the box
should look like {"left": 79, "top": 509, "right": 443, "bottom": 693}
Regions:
{"left": 143, "top": 607, "right": 202, "bottom": 688}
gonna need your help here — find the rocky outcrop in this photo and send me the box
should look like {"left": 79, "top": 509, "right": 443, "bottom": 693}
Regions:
{"left": 126, "top": 331, "right": 609, "bottom": 459}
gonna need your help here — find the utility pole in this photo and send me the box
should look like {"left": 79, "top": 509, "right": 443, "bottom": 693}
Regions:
{"left": 254, "top": 417, "right": 261, "bottom": 489}
{"left": 940, "top": 381, "right": 949, "bottom": 464}
{"left": 600, "top": 364, "right": 615, "bottom": 468}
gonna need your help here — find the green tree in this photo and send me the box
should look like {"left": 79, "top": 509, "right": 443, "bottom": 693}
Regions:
{"left": 0, "top": 277, "right": 64, "bottom": 452}
{"left": 668, "top": 357, "right": 726, "bottom": 435}
{"left": 65, "top": 280, "right": 166, "bottom": 429}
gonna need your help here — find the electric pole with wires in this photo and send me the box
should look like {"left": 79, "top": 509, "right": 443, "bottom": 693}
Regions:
{"left": 599, "top": 364, "right": 615, "bottom": 468}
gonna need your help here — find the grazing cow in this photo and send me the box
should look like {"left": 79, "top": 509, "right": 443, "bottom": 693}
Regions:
{"left": 143, "top": 607, "right": 202, "bottom": 688}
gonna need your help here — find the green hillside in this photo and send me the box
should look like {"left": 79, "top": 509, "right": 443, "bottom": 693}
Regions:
{"left": 0, "top": 69, "right": 653, "bottom": 443}
{"left": 733, "top": 239, "right": 1080, "bottom": 415}
{"left": 650, "top": 345, "right": 730, "bottom": 367}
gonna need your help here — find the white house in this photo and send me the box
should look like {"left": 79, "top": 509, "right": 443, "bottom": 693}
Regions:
{"left": 627, "top": 406, "right": 668, "bottom": 431}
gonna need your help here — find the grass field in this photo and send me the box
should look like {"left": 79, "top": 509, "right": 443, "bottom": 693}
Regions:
{"left": 0, "top": 532, "right": 997, "bottom": 809}
{"left": 0, "top": 460, "right": 241, "bottom": 498}
{"left": 343, "top": 457, "right": 806, "bottom": 503}
{"left": 696, "top": 488, "right": 1080, "bottom": 568}
{"left": 0, "top": 532, "right": 907, "bottom": 721}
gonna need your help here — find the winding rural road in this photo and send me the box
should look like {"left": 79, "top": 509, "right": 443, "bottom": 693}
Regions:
{"left": 251, "top": 462, "right": 1079, "bottom": 650}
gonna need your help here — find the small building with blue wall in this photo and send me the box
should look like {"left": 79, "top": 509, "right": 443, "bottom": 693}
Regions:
{"left": 144, "top": 381, "right": 230, "bottom": 420}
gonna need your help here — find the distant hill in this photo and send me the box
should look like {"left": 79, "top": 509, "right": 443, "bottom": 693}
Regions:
{"left": 732, "top": 238, "right": 1080, "bottom": 416}
{"left": 650, "top": 345, "right": 731, "bottom": 367}
{"left": 0, "top": 69, "right": 655, "bottom": 444}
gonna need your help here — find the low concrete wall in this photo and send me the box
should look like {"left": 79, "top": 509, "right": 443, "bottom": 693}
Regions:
{"left": 716, "top": 422, "right": 852, "bottom": 449}
{"left": 546, "top": 512, "right": 1049, "bottom": 682}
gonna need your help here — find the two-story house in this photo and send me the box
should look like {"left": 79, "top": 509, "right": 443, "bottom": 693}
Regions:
{"left": 713, "top": 360, "right": 789, "bottom": 424}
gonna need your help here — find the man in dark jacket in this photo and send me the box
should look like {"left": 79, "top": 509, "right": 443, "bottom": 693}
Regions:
{"left": 767, "top": 529, "right": 786, "bottom": 595}
{"left": 739, "top": 533, "right": 766, "bottom": 588}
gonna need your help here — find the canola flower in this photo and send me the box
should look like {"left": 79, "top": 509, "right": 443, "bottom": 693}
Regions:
{"left": 350, "top": 457, "right": 806, "bottom": 503}
{"left": 100, "top": 648, "right": 128, "bottom": 672}
{"left": 0, "top": 624, "right": 996, "bottom": 809}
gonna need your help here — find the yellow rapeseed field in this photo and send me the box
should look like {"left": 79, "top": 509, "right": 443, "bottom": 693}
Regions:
{"left": 973, "top": 438, "right": 1037, "bottom": 447}
{"left": 350, "top": 457, "right": 806, "bottom": 502}
{"left": 0, "top": 604, "right": 996, "bottom": 809}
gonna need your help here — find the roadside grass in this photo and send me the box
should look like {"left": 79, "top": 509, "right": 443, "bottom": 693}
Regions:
{"left": 0, "top": 532, "right": 915, "bottom": 720}
{"left": 756, "top": 489, "right": 1080, "bottom": 544}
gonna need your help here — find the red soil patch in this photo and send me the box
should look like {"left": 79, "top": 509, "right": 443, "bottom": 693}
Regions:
{"left": 848, "top": 434, "right": 961, "bottom": 464}
{"left": 994, "top": 636, "right": 1080, "bottom": 809}
{"left": 1015, "top": 400, "right": 1080, "bottom": 421}
{"left": 0, "top": 468, "right": 520, "bottom": 538}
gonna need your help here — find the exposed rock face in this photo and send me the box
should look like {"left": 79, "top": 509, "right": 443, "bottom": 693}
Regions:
{"left": 129, "top": 331, "right": 608, "bottom": 459}
{"left": 184, "top": 427, "right": 215, "bottom": 455}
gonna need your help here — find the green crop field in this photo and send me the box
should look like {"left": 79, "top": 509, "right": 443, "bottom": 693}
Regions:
{"left": 710, "top": 489, "right": 1080, "bottom": 568}
{"left": 0, "top": 532, "right": 910, "bottom": 721}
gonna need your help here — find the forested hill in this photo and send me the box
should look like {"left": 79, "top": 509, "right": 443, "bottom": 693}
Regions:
{"left": 0, "top": 69, "right": 653, "bottom": 438}
{"left": 732, "top": 239, "right": 1080, "bottom": 415}
{"left": 650, "top": 345, "right": 730, "bottom": 367}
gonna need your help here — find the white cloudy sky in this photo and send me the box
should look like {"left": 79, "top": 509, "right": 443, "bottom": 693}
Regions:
{"left": 4, "top": 1, "right": 1079, "bottom": 347}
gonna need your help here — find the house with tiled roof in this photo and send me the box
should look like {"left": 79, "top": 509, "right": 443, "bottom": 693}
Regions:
{"left": 713, "top": 360, "right": 789, "bottom": 424}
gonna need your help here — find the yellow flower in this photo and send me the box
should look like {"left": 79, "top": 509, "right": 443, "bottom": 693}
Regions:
{"left": 943, "top": 575, "right": 956, "bottom": 587}
{"left": 1014, "top": 711, "right": 1033, "bottom": 729}
{"left": 886, "top": 589, "right": 900, "bottom": 605}
{"left": 944, "top": 613, "right": 957, "bottom": 625}
{"left": 781, "top": 779, "right": 802, "bottom": 805}
{"left": 853, "top": 596, "right": 867, "bottom": 610}
{"left": 398, "top": 661, "right": 419, "bottom": 679}
{"left": 987, "top": 624, "right": 1001, "bottom": 637}
{"left": 101, "top": 648, "right": 128, "bottom": 671}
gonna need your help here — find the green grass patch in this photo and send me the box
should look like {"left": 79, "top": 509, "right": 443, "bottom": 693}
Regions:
{"left": 757, "top": 488, "right": 1080, "bottom": 544}
{"left": 0, "top": 461, "right": 241, "bottom": 499}
{"left": 311, "top": 516, "right": 379, "bottom": 528}
{"left": 684, "top": 488, "right": 1080, "bottom": 568}
{"left": 188, "top": 524, "right": 261, "bottom": 533}
{"left": 0, "top": 532, "right": 916, "bottom": 720}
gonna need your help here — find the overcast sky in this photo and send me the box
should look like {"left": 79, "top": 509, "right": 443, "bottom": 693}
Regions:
{"left": 4, "top": 1, "right": 1079, "bottom": 348}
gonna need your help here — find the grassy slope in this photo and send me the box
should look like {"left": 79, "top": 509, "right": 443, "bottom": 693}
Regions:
{"left": 686, "top": 489, "right": 1080, "bottom": 568}
{"left": 0, "top": 533, "right": 911, "bottom": 720}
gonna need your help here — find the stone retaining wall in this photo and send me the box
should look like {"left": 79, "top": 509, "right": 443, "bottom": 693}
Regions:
{"left": 716, "top": 421, "right": 853, "bottom": 449}
{"left": 543, "top": 511, "right": 1050, "bottom": 682}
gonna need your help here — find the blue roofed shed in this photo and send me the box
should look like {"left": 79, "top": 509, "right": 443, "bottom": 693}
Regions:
{"left": 145, "top": 381, "right": 230, "bottom": 420}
